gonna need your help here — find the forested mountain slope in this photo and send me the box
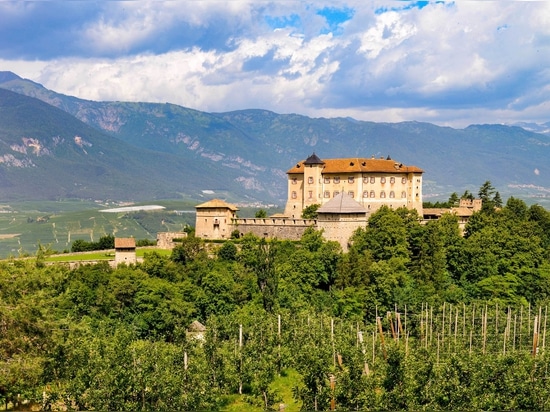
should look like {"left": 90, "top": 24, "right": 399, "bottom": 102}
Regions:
{"left": 2, "top": 71, "right": 550, "bottom": 204}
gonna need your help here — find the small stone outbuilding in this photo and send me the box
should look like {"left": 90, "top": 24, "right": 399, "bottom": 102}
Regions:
{"left": 114, "top": 237, "right": 136, "bottom": 265}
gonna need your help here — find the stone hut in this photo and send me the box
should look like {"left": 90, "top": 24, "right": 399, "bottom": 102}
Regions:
{"left": 187, "top": 320, "right": 207, "bottom": 341}
{"left": 114, "top": 237, "right": 136, "bottom": 265}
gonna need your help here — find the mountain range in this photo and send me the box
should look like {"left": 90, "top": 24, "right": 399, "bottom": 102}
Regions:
{"left": 1, "top": 71, "right": 550, "bottom": 207}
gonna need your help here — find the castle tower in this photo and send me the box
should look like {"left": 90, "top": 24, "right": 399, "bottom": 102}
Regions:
{"left": 195, "top": 199, "right": 238, "bottom": 239}
{"left": 284, "top": 153, "right": 325, "bottom": 218}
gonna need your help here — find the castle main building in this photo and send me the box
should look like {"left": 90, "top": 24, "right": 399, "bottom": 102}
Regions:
{"left": 284, "top": 153, "right": 424, "bottom": 218}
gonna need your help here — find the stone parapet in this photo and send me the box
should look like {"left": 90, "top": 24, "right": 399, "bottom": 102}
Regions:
{"left": 232, "top": 218, "right": 316, "bottom": 240}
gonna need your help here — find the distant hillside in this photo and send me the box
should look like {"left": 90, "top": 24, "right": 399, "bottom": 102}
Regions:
{"left": 2, "top": 71, "right": 550, "bottom": 206}
{"left": 0, "top": 88, "right": 260, "bottom": 203}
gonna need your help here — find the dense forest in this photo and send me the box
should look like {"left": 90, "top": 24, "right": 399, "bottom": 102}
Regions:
{"left": 3, "top": 183, "right": 550, "bottom": 410}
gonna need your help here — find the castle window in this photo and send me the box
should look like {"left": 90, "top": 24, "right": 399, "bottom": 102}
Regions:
{"left": 370, "top": 190, "right": 375, "bottom": 198}
{"left": 363, "top": 177, "right": 369, "bottom": 183}
{"left": 370, "top": 177, "right": 375, "bottom": 184}
{"left": 333, "top": 191, "right": 340, "bottom": 197}
{"left": 348, "top": 191, "right": 354, "bottom": 198}
{"left": 324, "top": 191, "right": 330, "bottom": 198}
{"left": 390, "top": 177, "right": 395, "bottom": 184}
{"left": 324, "top": 177, "right": 330, "bottom": 184}
{"left": 380, "top": 191, "right": 386, "bottom": 198}
{"left": 334, "top": 177, "right": 340, "bottom": 184}
{"left": 348, "top": 177, "right": 354, "bottom": 184}
{"left": 292, "top": 191, "right": 297, "bottom": 199}
{"left": 308, "top": 176, "right": 314, "bottom": 184}
{"left": 363, "top": 190, "right": 369, "bottom": 198}
{"left": 389, "top": 191, "right": 395, "bottom": 198}
{"left": 292, "top": 177, "right": 297, "bottom": 185}
{"left": 401, "top": 191, "right": 407, "bottom": 198}
{"left": 380, "top": 177, "right": 386, "bottom": 184}
{"left": 308, "top": 190, "right": 313, "bottom": 199}
{"left": 402, "top": 177, "right": 407, "bottom": 184}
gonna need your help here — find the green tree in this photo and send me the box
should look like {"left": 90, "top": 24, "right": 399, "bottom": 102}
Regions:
{"left": 171, "top": 235, "right": 205, "bottom": 265}
{"left": 96, "top": 233, "right": 115, "bottom": 250}
{"left": 218, "top": 241, "right": 238, "bottom": 261}
{"left": 301, "top": 204, "right": 320, "bottom": 219}
{"left": 255, "top": 209, "right": 267, "bottom": 218}
{"left": 478, "top": 180, "right": 496, "bottom": 213}
{"left": 448, "top": 192, "right": 459, "bottom": 207}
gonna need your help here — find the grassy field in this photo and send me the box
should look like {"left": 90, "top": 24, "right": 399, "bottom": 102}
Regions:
{"left": 0, "top": 200, "right": 197, "bottom": 259}
{"left": 0, "top": 200, "right": 283, "bottom": 259}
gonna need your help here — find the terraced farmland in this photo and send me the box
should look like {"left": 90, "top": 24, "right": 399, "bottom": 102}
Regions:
{"left": 0, "top": 200, "right": 197, "bottom": 258}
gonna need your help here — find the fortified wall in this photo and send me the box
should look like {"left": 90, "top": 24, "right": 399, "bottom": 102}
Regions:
{"left": 156, "top": 232, "right": 187, "bottom": 249}
{"left": 233, "top": 217, "right": 316, "bottom": 240}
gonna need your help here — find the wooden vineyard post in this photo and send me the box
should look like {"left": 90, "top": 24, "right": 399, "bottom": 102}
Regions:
{"left": 420, "top": 302, "right": 425, "bottom": 346}
{"left": 239, "top": 324, "right": 243, "bottom": 394}
{"left": 387, "top": 312, "right": 397, "bottom": 341}
{"left": 397, "top": 312, "right": 404, "bottom": 340}
{"left": 513, "top": 313, "right": 517, "bottom": 352}
{"left": 278, "top": 314, "right": 282, "bottom": 375}
{"left": 404, "top": 305, "right": 407, "bottom": 341}
{"left": 329, "top": 374, "right": 336, "bottom": 411}
{"left": 377, "top": 317, "right": 387, "bottom": 360}
{"left": 470, "top": 304, "right": 475, "bottom": 356}
{"left": 331, "top": 318, "right": 335, "bottom": 368}
{"left": 454, "top": 307, "right": 459, "bottom": 353}
{"left": 543, "top": 306, "right": 548, "bottom": 353}
{"left": 430, "top": 306, "right": 434, "bottom": 349}
{"left": 532, "top": 315, "right": 539, "bottom": 357}
{"left": 482, "top": 305, "right": 487, "bottom": 355}
{"left": 442, "top": 302, "right": 446, "bottom": 347}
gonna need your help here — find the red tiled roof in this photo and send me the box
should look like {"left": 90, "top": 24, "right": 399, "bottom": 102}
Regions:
{"left": 287, "top": 157, "right": 423, "bottom": 174}
{"left": 115, "top": 237, "right": 136, "bottom": 248}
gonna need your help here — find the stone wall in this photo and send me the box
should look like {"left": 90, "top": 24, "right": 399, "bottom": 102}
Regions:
{"left": 233, "top": 217, "right": 316, "bottom": 240}
{"left": 157, "top": 232, "right": 187, "bottom": 249}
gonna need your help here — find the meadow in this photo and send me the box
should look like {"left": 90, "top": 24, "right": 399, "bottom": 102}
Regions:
{"left": 0, "top": 199, "right": 197, "bottom": 258}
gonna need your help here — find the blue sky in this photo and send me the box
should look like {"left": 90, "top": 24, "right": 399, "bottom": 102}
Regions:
{"left": 1, "top": 1, "right": 549, "bottom": 127}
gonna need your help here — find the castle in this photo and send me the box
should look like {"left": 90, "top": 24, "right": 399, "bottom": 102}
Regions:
{"left": 284, "top": 153, "right": 424, "bottom": 217}
{"left": 194, "top": 153, "right": 424, "bottom": 251}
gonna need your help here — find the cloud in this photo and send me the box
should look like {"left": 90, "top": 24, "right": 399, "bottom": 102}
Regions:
{"left": 1, "top": 1, "right": 550, "bottom": 127}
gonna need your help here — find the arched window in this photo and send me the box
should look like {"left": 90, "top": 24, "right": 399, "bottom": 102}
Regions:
{"left": 370, "top": 177, "right": 375, "bottom": 184}
{"left": 334, "top": 177, "right": 341, "bottom": 184}
{"left": 390, "top": 177, "right": 395, "bottom": 184}
{"left": 380, "top": 191, "right": 386, "bottom": 198}
{"left": 308, "top": 176, "right": 314, "bottom": 184}
{"left": 363, "top": 190, "right": 369, "bottom": 198}
{"left": 348, "top": 177, "right": 355, "bottom": 184}
{"left": 402, "top": 177, "right": 407, "bottom": 184}
{"left": 292, "top": 191, "right": 297, "bottom": 199}
{"left": 370, "top": 190, "right": 376, "bottom": 198}
{"left": 401, "top": 191, "right": 407, "bottom": 198}
{"left": 389, "top": 191, "right": 395, "bottom": 198}
{"left": 324, "top": 191, "right": 330, "bottom": 198}
{"left": 380, "top": 177, "right": 386, "bottom": 184}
